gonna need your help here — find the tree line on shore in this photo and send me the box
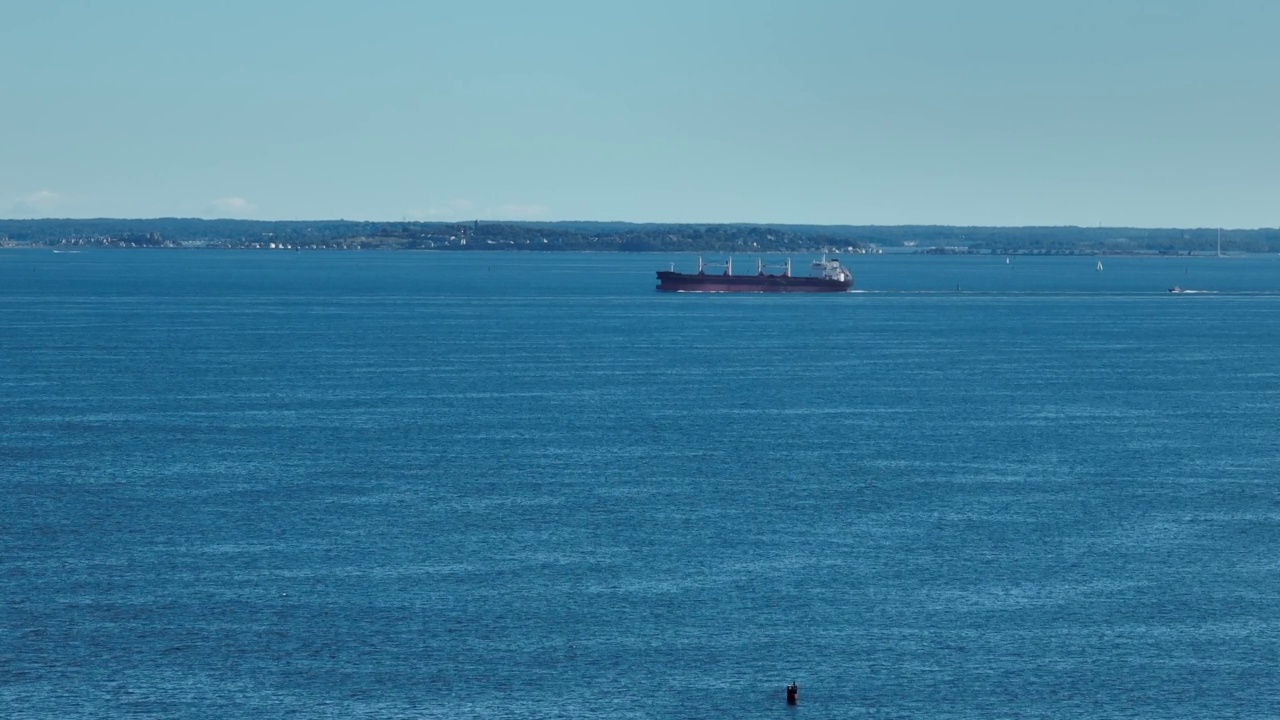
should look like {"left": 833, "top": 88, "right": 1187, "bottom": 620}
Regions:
{"left": 2, "top": 218, "right": 1278, "bottom": 254}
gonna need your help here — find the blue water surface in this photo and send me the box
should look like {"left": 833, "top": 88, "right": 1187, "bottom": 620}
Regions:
{"left": 3, "top": 250, "right": 1279, "bottom": 718}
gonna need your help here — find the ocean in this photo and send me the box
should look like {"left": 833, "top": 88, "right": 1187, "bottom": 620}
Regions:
{"left": 3, "top": 249, "right": 1279, "bottom": 718}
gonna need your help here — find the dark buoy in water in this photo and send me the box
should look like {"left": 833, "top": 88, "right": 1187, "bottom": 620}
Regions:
{"left": 786, "top": 682, "right": 799, "bottom": 705}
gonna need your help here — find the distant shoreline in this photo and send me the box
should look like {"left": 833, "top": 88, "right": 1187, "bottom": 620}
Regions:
{"left": 7, "top": 244, "right": 1272, "bottom": 259}
{"left": 3, "top": 219, "right": 1277, "bottom": 254}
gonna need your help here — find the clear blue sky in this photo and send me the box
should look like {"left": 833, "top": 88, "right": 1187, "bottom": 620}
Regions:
{"left": 3, "top": 0, "right": 1277, "bottom": 227}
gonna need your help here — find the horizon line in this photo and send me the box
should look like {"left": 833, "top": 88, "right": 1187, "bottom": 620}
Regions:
{"left": 0, "top": 217, "right": 1272, "bottom": 232}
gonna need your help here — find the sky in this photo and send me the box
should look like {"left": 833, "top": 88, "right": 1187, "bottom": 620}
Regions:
{"left": 3, "top": 0, "right": 1278, "bottom": 227}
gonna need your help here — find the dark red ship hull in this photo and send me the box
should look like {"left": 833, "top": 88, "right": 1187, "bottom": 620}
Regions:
{"left": 656, "top": 271, "right": 851, "bottom": 293}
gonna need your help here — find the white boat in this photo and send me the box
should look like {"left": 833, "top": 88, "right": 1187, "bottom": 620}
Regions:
{"left": 1096, "top": 260, "right": 1103, "bottom": 271}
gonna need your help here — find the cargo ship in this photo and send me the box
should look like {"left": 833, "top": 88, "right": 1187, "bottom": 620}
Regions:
{"left": 656, "top": 255, "right": 853, "bottom": 293}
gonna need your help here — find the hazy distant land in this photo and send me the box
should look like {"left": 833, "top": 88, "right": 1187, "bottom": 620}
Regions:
{"left": 2, "top": 218, "right": 1277, "bottom": 255}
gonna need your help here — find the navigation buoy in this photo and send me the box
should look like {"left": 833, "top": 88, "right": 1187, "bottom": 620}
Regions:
{"left": 786, "top": 682, "right": 799, "bottom": 705}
